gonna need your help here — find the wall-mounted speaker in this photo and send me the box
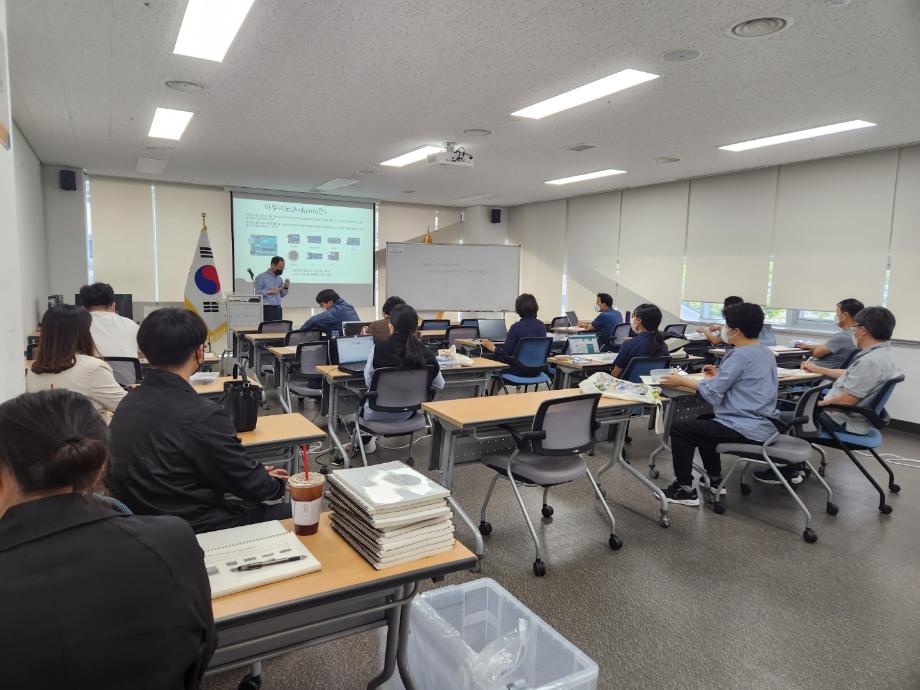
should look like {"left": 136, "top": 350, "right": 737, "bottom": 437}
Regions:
{"left": 59, "top": 169, "right": 77, "bottom": 191}
{"left": 490, "top": 208, "right": 501, "bottom": 224}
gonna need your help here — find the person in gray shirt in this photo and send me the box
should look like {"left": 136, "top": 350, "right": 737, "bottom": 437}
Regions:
{"left": 660, "top": 303, "right": 779, "bottom": 507}
{"left": 795, "top": 298, "right": 863, "bottom": 369}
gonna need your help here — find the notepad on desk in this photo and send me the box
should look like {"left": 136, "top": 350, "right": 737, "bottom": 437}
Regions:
{"left": 197, "top": 521, "right": 321, "bottom": 598}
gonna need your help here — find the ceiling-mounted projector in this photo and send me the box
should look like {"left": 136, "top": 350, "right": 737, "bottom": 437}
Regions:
{"left": 427, "top": 142, "right": 473, "bottom": 167}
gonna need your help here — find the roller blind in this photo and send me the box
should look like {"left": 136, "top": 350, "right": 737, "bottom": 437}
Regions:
{"left": 89, "top": 177, "right": 155, "bottom": 301}
{"left": 886, "top": 145, "right": 920, "bottom": 340}
{"left": 618, "top": 181, "right": 688, "bottom": 314}
{"left": 684, "top": 168, "right": 776, "bottom": 304}
{"left": 507, "top": 200, "right": 566, "bottom": 316}
{"left": 770, "top": 149, "right": 897, "bottom": 310}
{"left": 154, "top": 183, "right": 232, "bottom": 303}
{"left": 564, "top": 192, "right": 620, "bottom": 316}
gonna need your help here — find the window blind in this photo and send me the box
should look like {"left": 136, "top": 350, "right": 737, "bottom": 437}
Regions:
{"left": 564, "top": 192, "right": 620, "bottom": 315}
{"left": 886, "top": 145, "right": 920, "bottom": 340}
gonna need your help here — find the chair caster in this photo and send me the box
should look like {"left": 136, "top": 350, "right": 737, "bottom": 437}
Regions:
{"left": 319, "top": 465, "right": 330, "bottom": 475}
{"left": 802, "top": 528, "right": 817, "bottom": 544}
{"left": 890, "top": 483, "right": 901, "bottom": 493}
{"left": 533, "top": 559, "right": 547, "bottom": 577}
{"left": 740, "top": 483, "right": 751, "bottom": 496}
{"left": 659, "top": 515, "right": 670, "bottom": 528}
{"left": 541, "top": 505, "right": 554, "bottom": 518}
{"left": 608, "top": 534, "right": 623, "bottom": 550}
{"left": 596, "top": 486, "right": 608, "bottom": 499}
{"left": 405, "top": 457, "right": 415, "bottom": 467}
{"left": 648, "top": 468, "right": 660, "bottom": 479}
{"left": 713, "top": 502, "right": 726, "bottom": 515}
{"left": 818, "top": 466, "right": 826, "bottom": 477}
{"left": 239, "top": 674, "right": 262, "bottom": 690}
{"left": 880, "top": 504, "right": 893, "bottom": 515}
{"left": 478, "top": 521, "right": 493, "bottom": 536}
{"left": 826, "top": 502, "right": 839, "bottom": 516}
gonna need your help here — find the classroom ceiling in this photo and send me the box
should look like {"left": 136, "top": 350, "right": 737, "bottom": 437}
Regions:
{"left": 8, "top": 0, "right": 920, "bottom": 208}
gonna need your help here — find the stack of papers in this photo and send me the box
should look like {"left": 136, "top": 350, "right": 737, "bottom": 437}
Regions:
{"left": 327, "top": 461, "right": 455, "bottom": 570}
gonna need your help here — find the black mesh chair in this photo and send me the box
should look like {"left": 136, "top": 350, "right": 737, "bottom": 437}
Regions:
{"left": 285, "top": 328, "right": 326, "bottom": 347}
{"left": 258, "top": 320, "right": 293, "bottom": 333}
{"left": 607, "top": 323, "right": 632, "bottom": 352}
{"left": 351, "top": 366, "right": 437, "bottom": 467}
{"left": 460, "top": 319, "right": 479, "bottom": 327}
{"left": 288, "top": 342, "right": 329, "bottom": 407}
{"left": 478, "top": 393, "right": 622, "bottom": 576}
{"left": 446, "top": 325, "right": 479, "bottom": 346}
{"left": 550, "top": 316, "right": 570, "bottom": 329}
{"left": 104, "top": 357, "right": 144, "bottom": 387}
{"left": 663, "top": 323, "right": 687, "bottom": 337}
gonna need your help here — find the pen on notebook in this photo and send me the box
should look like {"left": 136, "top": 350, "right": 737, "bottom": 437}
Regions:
{"left": 231, "top": 555, "right": 307, "bottom": 572}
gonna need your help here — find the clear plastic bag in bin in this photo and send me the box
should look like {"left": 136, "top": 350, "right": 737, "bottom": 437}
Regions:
{"left": 379, "top": 578, "right": 598, "bottom": 690}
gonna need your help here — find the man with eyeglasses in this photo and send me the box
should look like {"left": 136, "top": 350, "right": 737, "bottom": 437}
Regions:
{"left": 755, "top": 306, "right": 900, "bottom": 485}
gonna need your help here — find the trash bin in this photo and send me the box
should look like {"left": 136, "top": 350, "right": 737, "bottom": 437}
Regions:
{"left": 379, "top": 578, "right": 598, "bottom": 690}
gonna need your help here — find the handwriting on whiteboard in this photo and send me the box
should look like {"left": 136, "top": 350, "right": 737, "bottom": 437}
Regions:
{"left": 422, "top": 262, "right": 487, "bottom": 277}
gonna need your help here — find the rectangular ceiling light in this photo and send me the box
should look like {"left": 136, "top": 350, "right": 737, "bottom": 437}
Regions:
{"left": 380, "top": 145, "right": 445, "bottom": 167}
{"left": 312, "top": 178, "right": 358, "bottom": 192}
{"left": 512, "top": 68, "right": 659, "bottom": 120}
{"left": 148, "top": 107, "right": 194, "bottom": 140}
{"left": 136, "top": 157, "right": 169, "bottom": 174}
{"left": 545, "top": 169, "right": 627, "bottom": 185}
{"left": 719, "top": 120, "right": 877, "bottom": 152}
{"left": 173, "top": 0, "right": 255, "bottom": 62}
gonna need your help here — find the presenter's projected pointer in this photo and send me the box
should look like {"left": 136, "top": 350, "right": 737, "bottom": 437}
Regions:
{"left": 254, "top": 256, "right": 290, "bottom": 322}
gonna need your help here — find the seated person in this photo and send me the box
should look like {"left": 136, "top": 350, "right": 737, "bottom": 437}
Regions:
{"left": 0, "top": 389, "right": 215, "bottom": 689}
{"left": 79, "top": 282, "right": 140, "bottom": 358}
{"left": 794, "top": 298, "right": 863, "bottom": 369}
{"left": 300, "top": 288, "right": 360, "bottom": 339}
{"left": 481, "top": 293, "right": 547, "bottom": 373}
{"left": 578, "top": 292, "right": 623, "bottom": 348}
{"left": 364, "top": 295, "right": 405, "bottom": 343}
{"left": 27, "top": 305, "right": 126, "bottom": 423}
{"left": 611, "top": 303, "right": 669, "bottom": 378}
{"left": 108, "top": 308, "right": 290, "bottom": 533}
{"left": 659, "top": 303, "right": 779, "bottom": 506}
{"left": 696, "top": 295, "right": 744, "bottom": 345}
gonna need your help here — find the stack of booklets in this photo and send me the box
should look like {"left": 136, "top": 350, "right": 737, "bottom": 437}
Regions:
{"left": 327, "top": 460, "right": 454, "bottom": 569}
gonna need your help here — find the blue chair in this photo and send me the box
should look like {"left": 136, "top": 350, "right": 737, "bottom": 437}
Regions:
{"left": 497, "top": 337, "right": 553, "bottom": 394}
{"left": 791, "top": 376, "right": 905, "bottom": 514}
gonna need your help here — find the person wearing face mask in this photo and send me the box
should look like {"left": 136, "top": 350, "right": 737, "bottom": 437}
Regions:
{"left": 254, "top": 256, "right": 290, "bottom": 322}
{"left": 696, "top": 295, "right": 744, "bottom": 346}
{"left": 610, "top": 303, "right": 669, "bottom": 378}
{"left": 108, "top": 308, "right": 289, "bottom": 533}
{"left": 658, "top": 302, "right": 779, "bottom": 506}
{"left": 577, "top": 292, "right": 623, "bottom": 350}
{"left": 793, "top": 298, "right": 863, "bottom": 369}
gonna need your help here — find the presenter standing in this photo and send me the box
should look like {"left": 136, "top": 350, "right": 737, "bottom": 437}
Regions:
{"left": 255, "top": 256, "right": 289, "bottom": 322}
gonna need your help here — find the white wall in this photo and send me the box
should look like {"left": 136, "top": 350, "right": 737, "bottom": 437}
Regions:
{"left": 43, "top": 164, "right": 87, "bottom": 297}
{"left": 0, "top": 0, "right": 26, "bottom": 401}
{"left": 13, "top": 122, "right": 46, "bottom": 332}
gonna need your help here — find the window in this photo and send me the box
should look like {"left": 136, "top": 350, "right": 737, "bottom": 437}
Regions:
{"left": 681, "top": 301, "right": 838, "bottom": 332}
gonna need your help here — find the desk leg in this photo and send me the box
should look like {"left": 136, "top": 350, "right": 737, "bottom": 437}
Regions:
{"left": 367, "top": 590, "right": 403, "bottom": 690}
{"left": 395, "top": 585, "right": 418, "bottom": 690}
{"left": 648, "top": 399, "right": 675, "bottom": 480}
{"left": 325, "top": 381, "right": 349, "bottom": 468}
{"left": 598, "top": 419, "right": 669, "bottom": 528}
{"left": 448, "top": 495, "right": 484, "bottom": 563}
{"left": 278, "top": 356, "right": 292, "bottom": 414}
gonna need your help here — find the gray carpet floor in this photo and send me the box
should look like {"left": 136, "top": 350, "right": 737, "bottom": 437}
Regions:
{"left": 204, "top": 390, "right": 920, "bottom": 690}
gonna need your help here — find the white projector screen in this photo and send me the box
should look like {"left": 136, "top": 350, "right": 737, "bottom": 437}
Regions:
{"left": 232, "top": 192, "right": 375, "bottom": 307}
{"left": 385, "top": 242, "right": 521, "bottom": 311}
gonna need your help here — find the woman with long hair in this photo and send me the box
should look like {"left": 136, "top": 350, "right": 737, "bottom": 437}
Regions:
{"left": 27, "top": 305, "right": 126, "bottom": 422}
{"left": 611, "top": 303, "right": 669, "bottom": 378}
{"left": 0, "top": 389, "right": 215, "bottom": 689}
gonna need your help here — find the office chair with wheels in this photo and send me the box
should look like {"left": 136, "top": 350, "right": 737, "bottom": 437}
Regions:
{"left": 104, "top": 357, "right": 144, "bottom": 387}
{"left": 257, "top": 320, "right": 292, "bottom": 333}
{"left": 460, "top": 318, "right": 479, "bottom": 327}
{"left": 285, "top": 328, "right": 327, "bottom": 347}
{"left": 663, "top": 323, "right": 687, "bottom": 337}
{"left": 446, "top": 325, "right": 478, "bottom": 346}
{"left": 288, "top": 342, "right": 329, "bottom": 407}
{"left": 350, "top": 366, "right": 436, "bottom": 467}
{"left": 478, "top": 393, "right": 621, "bottom": 576}
{"left": 550, "top": 316, "right": 570, "bottom": 329}
{"left": 495, "top": 337, "right": 553, "bottom": 394}
{"left": 607, "top": 323, "right": 632, "bottom": 352}
{"left": 791, "top": 376, "right": 905, "bottom": 514}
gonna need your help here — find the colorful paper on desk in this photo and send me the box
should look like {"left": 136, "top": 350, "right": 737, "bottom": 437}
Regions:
{"left": 578, "top": 372, "right": 661, "bottom": 405}
{"left": 197, "top": 521, "right": 321, "bottom": 598}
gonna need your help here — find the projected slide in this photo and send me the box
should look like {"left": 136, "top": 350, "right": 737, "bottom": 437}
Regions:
{"left": 232, "top": 194, "right": 375, "bottom": 306}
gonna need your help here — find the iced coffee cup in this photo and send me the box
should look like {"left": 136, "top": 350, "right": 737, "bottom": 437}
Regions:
{"left": 288, "top": 473, "right": 325, "bottom": 536}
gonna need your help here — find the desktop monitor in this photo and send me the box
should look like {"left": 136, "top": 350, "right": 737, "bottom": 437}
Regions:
{"left": 567, "top": 334, "right": 600, "bottom": 355}
{"left": 566, "top": 311, "right": 579, "bottom": 326}
{"left": 74, "top": 293, "right": 134, "bottom": 320}
{"left": 757, "top": 324, "right": 777, "bottom": 346}
{"left": 330, "top": 335, "right": 374, "bottom": 365}
{"left": 477, "top": 319, "right": 508, "bottom": 341}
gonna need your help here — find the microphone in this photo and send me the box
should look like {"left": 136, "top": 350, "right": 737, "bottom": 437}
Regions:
{"left": 247, "top": 268, "right": 255, "bottom": 281}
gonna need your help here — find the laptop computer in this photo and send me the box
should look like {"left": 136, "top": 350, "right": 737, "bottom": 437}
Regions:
{"left": 566, "top": 311, "right": 579, "bottom": 326}
{"left": 331, "top": 335, "right": 375, "bottom": 375}
{"left": 566, "top": 334, "right": 601, "bottom": 355}
{"left": 757, "top": 324, "right": 777, "bottom": 346}
{"left": 477, "top": 319, "right": 508, "bottom": 343}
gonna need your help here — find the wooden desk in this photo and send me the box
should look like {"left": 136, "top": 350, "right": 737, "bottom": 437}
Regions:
{"left": 552, "top": 325, "right": 587, "bottom": 333}
{"left": 547, "top": 354, "right": 705, "bottom": 389}
{"left": 191, "top": 375, "right": 262, "bottom": 400}
{"left": 419, "top": 329, "right": 447, "bottom": 338}
{"left": 231, "top": 325, "right": 260, "bottom": 357}
{"left": 244, "top": 333, "right": 289, "bottom": 382}
{"left": 209, "top": 514, "right": 477, "bottom": 688}
{"left": 423, "top": 388, "right": 671, "bottom": 527}
{"left": 236, "top": 414, "right": 325, "bottom": 475}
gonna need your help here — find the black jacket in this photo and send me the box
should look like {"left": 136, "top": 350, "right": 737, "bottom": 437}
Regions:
{"left": 108, "top": 368, "right": 284, "bottom": 533}
{"left": 0, "top": 493, "right": 215, "bottom": 689}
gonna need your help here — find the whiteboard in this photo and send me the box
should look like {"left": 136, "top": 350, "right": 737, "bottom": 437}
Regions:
{"left": 385, "top": 243, "right": 521, "bottom": 311}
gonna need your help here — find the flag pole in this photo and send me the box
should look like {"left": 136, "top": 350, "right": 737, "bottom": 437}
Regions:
{"left": 201, "top": 212, "right": 211, "bottom": 352}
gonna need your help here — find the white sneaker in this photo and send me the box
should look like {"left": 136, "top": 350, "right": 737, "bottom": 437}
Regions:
{"left": 363, "top": 435, "right": 377, "bottom": 454}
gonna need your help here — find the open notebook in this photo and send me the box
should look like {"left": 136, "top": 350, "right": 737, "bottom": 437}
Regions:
{"left": 197, "top": 521, "right": 321, "bottom": 598}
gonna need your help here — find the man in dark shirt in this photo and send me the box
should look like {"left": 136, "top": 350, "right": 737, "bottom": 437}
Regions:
{"left": 108, "top": 308, "right": 290, "bottom": 533}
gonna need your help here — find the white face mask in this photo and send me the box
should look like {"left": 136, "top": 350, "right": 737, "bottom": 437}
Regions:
{"left": 594, "top": 304, "right": 601, "bottom": 313}
{"left": 852, "top": 331, "right": 860, "bottom": 347}
{"left": 721, "top": 326, "right": 735, "bottom": 342}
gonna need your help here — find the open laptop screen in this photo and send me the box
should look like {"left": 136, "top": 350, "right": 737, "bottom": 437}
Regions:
{"left": 567, "top": 334, "right": 600, "bottom": 355}
{"left": 477, "top": 319, "right": 508, "bottom": 341}
{"left": 333, "top": 335, "right": 374, "bottom": 364}
{"left": 565, "top": 311, "right": 578, "bottom": 326}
